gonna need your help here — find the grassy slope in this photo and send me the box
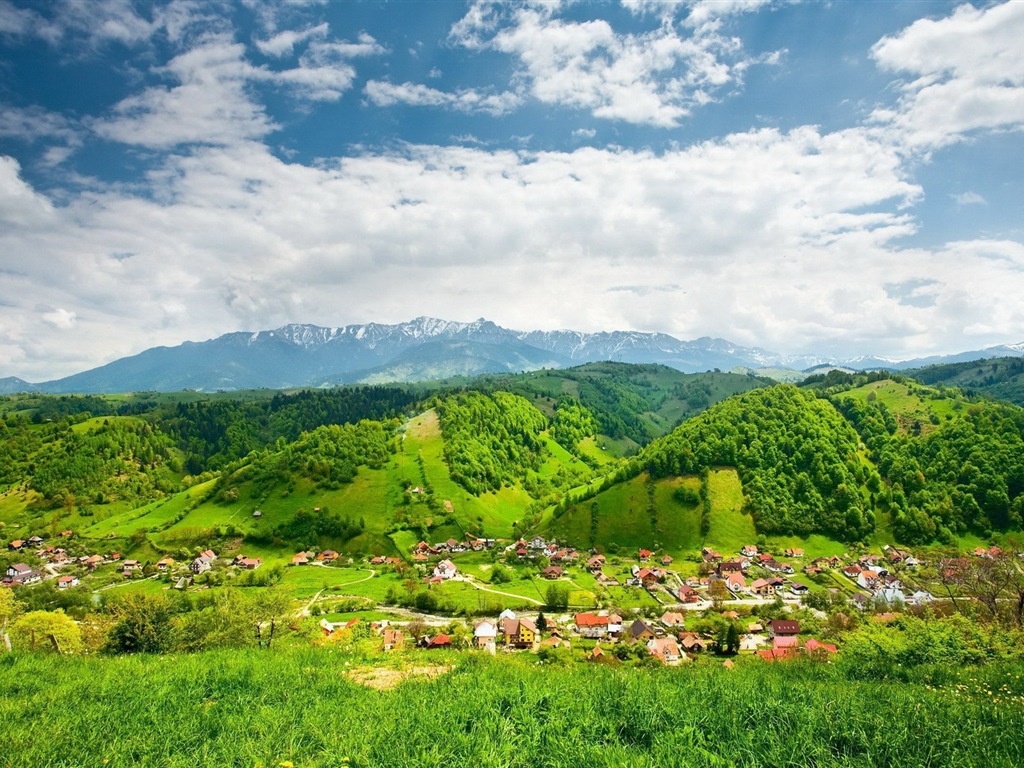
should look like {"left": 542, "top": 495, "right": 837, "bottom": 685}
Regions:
{"left": 2, "top": 650, "right": 1023, "bottom": 768}
{"left": 839, "top": 379, "right": 961, "bottom": 435}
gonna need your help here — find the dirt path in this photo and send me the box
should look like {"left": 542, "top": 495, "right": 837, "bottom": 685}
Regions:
{"left": 461, "top": 576, "right": 544, "bottom": 606}
{"left": 298, "top": 569, "right": 376, "bottom": 615}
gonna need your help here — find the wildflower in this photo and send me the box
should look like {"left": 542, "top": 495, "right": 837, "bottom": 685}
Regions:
{"left": 280, "top": 762, "right": 294, "bottom": 768}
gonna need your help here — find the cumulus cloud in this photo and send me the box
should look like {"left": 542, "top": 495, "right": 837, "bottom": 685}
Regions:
{"left": 6, "top": 116, "right": 1023, "bottom": 379}
{"left": 447, "top": 0, "right": 781, "bottom": 127}
{"left": 92, "top": 38, "right": 278, "bottom": 148}
{"left": 871, "top": 1, "right": 1024, "bottom": 149}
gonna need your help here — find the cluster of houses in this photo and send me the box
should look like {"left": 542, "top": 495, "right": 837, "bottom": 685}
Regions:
{"left": 315, "top": 605, "right": 838, "bottom": 666}
{"left": 3, "top": 532, "right": 126, "bottom": 589}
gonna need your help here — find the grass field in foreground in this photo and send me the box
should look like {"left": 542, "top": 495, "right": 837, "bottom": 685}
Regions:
{"left": 2, "top": 649, "right": 1023, "bottom": 768}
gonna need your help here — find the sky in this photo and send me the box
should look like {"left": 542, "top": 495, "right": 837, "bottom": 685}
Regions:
{"left": 1, "top": 0, "right": 1023, "bottom": 381}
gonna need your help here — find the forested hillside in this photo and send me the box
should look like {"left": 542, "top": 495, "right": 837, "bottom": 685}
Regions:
{"left": 3, "top": 364, "right": 1024, "bottom": 561}
{"left": 642, "top": 385, "right": 877, "bottom": 541}
{"left": 902, "top": 356, "right": 1024, "bottom": 406}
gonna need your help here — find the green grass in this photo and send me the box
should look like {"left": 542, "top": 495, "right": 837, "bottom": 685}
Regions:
{"left": 5, "top": 650, "right": 1022, "bottom": 767}
{"left": 279, "top": 565, "right": 378, "bottom": 600}
{"left": 841, "top": 379, "right": 961, "bottom": 435}
{"left": 703, "top": 468, "right": 755, "bottom": 554}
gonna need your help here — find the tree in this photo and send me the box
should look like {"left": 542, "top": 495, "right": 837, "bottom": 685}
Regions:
{"left": 536, "top": 611, "right": 548, "bottom": 634}
{"left": 11, "top": 610, "right": 82, "bottom": 654}
{"left": 105, "top": 594, "right": 174, "bottom": 654}
{"left": 544, "top": 584, "right": 569, "bottom": 611}
{"left": 0, "top": 588, "right": 23, "bottom": 652}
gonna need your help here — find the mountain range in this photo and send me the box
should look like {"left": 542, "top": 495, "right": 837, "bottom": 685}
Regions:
{"left": 4, "top": 317, "right": 1024, "bottom": 394}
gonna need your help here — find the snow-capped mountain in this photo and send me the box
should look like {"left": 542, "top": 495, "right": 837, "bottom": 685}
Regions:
{"left": 9, "top": 317, "right": 1024, "bottom": 394}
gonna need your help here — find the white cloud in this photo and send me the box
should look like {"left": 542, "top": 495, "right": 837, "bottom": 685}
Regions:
{"left": 365, "top": 81, "right": 523, "bottom": 116}
{"left": 255, "top": 22, "right": 329, "bottom": 57}
{"left": 8, "top": 118, "right": 1023, "bottom": 380}
{"left": 92, "top": 38, "right": 277, "bottom": 148}
{"left": 448, "top": 0, "right": 780, "bottom": 126}
{"left": 952, "top": 191, "right": 986, "bottom": 206}
{"left": 92, "top": 29, "right": 384, "bottom": 146}
{"left": 41, "top": 308, "right": 77, "bottom": 329}
{"left": 871, "top": 1, "right": 1024, "bottom": 149}
{"left": 0, "top": 155, "right": 55, "bottom": 226}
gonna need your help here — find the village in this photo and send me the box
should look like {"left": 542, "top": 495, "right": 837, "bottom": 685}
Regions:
{"left": 7, "top": 527, "right": 1015, "bottom": 665}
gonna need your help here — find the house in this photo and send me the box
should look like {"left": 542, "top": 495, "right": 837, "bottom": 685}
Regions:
{"left": 83, "top": 554, "right": 104, "bottom": 569}
{"left": 660, "top": 611, "right": 686, "bottom": 628}
{"left": 764, "top": 560, "right": 794, "bottom": 574}
{"left": 425, "top": 634, "right": 451, "bottom": 649}
{"left": 638, "top": 548, "right": 652, "bottom": 561}
{"left": 661, "top": 555, "right": 673, "bottom": 566}
{"left": 626, "top": 619, "right": 656, "bottom": 644}
{"left": 317, "top": 550, "right": 339, "bottom": 562}
{"left": 789, "top": 581, "right": 809, "bottom": 596}
{"left": 907, "top": 590, "right": 933, "bottom": 606}
{"left": 636, "top": 567, "right": 660, "bottom": 587}
{"left": 803, "top": 638, "right": 838, "bottom": 656}
{"left": 433, "top": 559, "right": 458, "bottom": 580}
{"left": 750, "top": 578, "right": 775, "bottom": 597}
{"left": 770, "top": 619, "right": 800, "bottom": 637}
{"left": 156, "top": 557, "right": 175, "bottom": 572}
{"left": 588, "top": 645, "right": 606, "bottom": 662}
{"left": 541, "top": 566, "right": 564, "bottom": 580}
{"left": 238, "top": 557, "right": 263, "bottom": 570}
{"left": 678, "top": 632, "right": 709, "bottom": 653}
{"left": 189, "top": 556, "right": 213, "bottom": 575}
{"left": 574, "top": 612, "right": 610, "bottom": 639}
{"left": 540, "top": 635, "right": 570, "bottom": 650}
{"left": 529, "top": 536, "right": 548, "bottom": 550}
{"left": 741, "top": 545, "right": 758, "bottom": 557}
{"left": 757, "top": 648, "right": 795, "bottom": 662}
{"left": 701, "top": 547, "right": 723, "bottom": 562}
{"left": 857, "top": 570, "right": 881, "bottom": 590}
{"left": 5, "top": 563, "right": 41, "bottom": 585}
{"left": 501, "top": 617, "right": 537, "bottom": 649}
{"left": 381, "top": 629, "right": 404, "bottom": 651}
{"left": 474, "top": 620, "right": 498, "bottom": 649}
{"left": 772, "top": 635, "right": 800, "bottom": 651}
{"left": 718, "top": 560, "right": 744, "bottom": 575}
{"left": 647, "top": 636, "right": 683, "bottom": 664}
{"left": 677, "top": 584, "right": 701, "bottom": 603}
{"left": 586, "top": 555, "right": 606, "bottom": 572}
{"left": 726, "top": 572, "right": 747, "bottom": 594}
{"left": 784, "top": 548, "right": 804, "bottom": 558}
{"left": 122, "top": 560, "right": 141, "bottom": 570}
{"left": 292, "top": 552, "right": 310, "bottom": 566}
{"left": 7, "top": 540, "right": 24, "bottom": 551}
{"left": 57, "top": 575, "right": 79, "bottom": 589}
{"left": 841, "top": 564, "right": 863, "bottom": 580}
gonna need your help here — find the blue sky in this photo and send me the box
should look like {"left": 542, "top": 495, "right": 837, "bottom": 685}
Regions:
{"left": 1, "top": 0, "right": 1023, "bottom": 381}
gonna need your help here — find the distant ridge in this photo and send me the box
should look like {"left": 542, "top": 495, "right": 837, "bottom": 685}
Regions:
{"left": 6, "top": 316, "right": 1024, "bottom": 394}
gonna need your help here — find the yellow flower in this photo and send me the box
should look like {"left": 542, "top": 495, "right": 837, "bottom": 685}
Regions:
{"left": 280, "top": 762, "right": 294, "bottom": 768}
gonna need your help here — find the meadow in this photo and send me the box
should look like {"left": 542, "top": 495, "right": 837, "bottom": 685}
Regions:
{"left": 2, "top": 649, "right": 1023, "bottom": 767}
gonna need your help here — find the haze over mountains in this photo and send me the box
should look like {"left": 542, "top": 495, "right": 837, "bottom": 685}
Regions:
{"left": 3, "top": 317, "right": 1024, "bottom": 395}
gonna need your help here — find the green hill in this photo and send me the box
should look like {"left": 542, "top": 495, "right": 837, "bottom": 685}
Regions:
{"left": 902, "top": 356, "right": 1024, "bottom": 406}
{"left": 4, "top": 364, "right": 1024, "bottom": 565}
{"left": 642, "top": 385, "right": 878, "bottom": 541}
